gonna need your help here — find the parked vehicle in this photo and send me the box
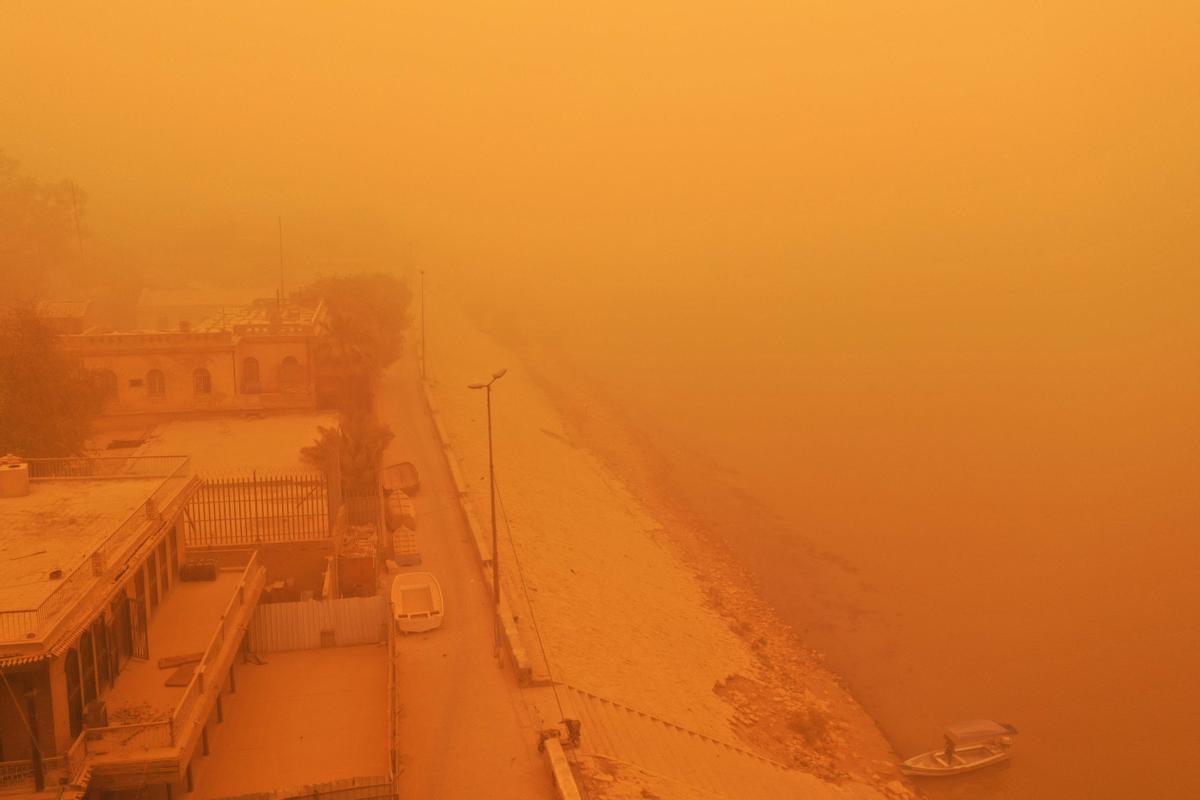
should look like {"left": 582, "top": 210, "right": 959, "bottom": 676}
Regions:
{"left": 383, "top": 461, "right": 420, "bottom": 495}
{"left": 391, "top": 571, "right": 444, "bottom": 633}
{"left": 385, "top": 490, "right": 416, "bottom": 530}
{"left": 901, "top": 720, "right": 1018, "bottom": 777}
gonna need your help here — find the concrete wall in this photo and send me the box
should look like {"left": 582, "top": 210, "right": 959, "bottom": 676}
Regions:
{"left": 190, "top": 542, "right": 334, "bottom": 599}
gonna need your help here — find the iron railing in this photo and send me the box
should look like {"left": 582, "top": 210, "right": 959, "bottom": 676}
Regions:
{"left": 79, "top": 551, "right": 261, "bottom": 765}
{"left": 187, "top": 471, "right": 331, "bottom": 545}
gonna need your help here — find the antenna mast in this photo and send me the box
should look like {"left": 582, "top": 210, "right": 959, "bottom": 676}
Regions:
{"left": 277, "top": 216, "right": 285, "bottom": 307}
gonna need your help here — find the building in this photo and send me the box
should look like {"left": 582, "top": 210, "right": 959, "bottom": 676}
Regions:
{"left": 0, "top": 455, "right": 266, "bottom": 797}
{"left": 36, "top": 301, "right": 95, "bottom": 336}
{"left": 63, "top": 299, "right": 328, "bottom": 416}
{"left": 135, "top": 285, "right": 278, "bottom": 334}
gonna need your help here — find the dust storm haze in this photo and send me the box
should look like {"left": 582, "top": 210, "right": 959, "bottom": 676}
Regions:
{"left": 3, "top": 2, "right": 1199, "bottom": 800}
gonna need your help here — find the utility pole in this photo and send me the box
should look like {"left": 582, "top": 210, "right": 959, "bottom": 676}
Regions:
{"left": 277, "top": 217, "right": 285, "bottom": 308}
{"left": 469, "top": 368, "right": 508, "bottom": 658}
{"left": 419, "top": 269, "right": 426, "bottom": 378}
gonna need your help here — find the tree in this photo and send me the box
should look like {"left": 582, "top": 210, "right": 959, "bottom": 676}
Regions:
{"left": 0, "top": 151, "right": 86, "bottom": 300}
{"left": 301, "top": 411, "right": 395, "bottom": 496}
{"left": 0, "top": 303, "right": 103, "bottom": 456}
{"left": 300, "top": 273, "right": 413, "bottom": 410}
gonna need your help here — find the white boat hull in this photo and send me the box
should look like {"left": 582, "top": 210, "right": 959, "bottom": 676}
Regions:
{"left": 901, "top": 744, "right": 1010, "bottom": 776}
{"left": 391, "top": 571, "right": 444, "bottom": 633}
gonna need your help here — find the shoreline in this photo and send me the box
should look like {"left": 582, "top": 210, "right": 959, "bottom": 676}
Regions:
{"left": 514, "top": 342, "right": 909, "bottom": 784}
{"left": 430, "top": 297, "right": 915, "bottom": 799}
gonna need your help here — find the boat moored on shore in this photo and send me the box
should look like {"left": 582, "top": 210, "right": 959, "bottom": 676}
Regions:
{"left": 901, "top": 720, "right": 1018, "bottom": 777}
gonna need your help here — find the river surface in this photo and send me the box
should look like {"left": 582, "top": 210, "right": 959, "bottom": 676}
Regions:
{"left": 481, "top": 281, "right": 1199, "bottom": 800}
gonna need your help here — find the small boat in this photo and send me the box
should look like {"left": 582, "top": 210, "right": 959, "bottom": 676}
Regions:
{"left": 390, "top": 571, "right": 444, "bottom": 633}
{"left": 384, "top": 461, "right": 420, "bottom": 495}
{"left": 901, "top": 720, "right": 1018, "bottom": 777}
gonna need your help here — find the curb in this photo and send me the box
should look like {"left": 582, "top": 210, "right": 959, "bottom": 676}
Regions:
{"left": 543, "top": 738, "right": 583, "bottom": 800}
{"left": 421, "top": 379, "right": 533, "bottom": 685}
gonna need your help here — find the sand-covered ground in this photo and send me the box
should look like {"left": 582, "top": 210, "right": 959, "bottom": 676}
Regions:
{"left": 423, "top": 297, "right": 915, "bottom": 799}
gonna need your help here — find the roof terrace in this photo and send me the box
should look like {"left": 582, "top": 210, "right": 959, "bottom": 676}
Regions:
{"left": 0, "top": 456, "right": 194, "bottom": 645}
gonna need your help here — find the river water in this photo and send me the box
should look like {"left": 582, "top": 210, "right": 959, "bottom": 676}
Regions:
{"left": 481, "top": 276, "right": 1199, "bottom": 800}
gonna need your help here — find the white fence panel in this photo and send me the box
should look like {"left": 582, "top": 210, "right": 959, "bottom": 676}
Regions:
{"left": 249, "top": 595, "right": 387, "bottom": 653}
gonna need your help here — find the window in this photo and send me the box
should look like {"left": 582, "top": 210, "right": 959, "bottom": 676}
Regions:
{"left": 146, "top": 369, "right": 165, "bottom": 396}
{"left": 65, "top": 649, "right": 83, "bottom": 739}
{"left": 169, "top": 526, "right": 180, "bottom": 581}
{"left": 241, "top": 357, "right": 261, "bottom": 393}
{"left": 80, "top": 631, "right": 97, "bottom": 705}
{"left": 157, "top": 541, "right": 170, "bottom": 594}
{"left": 94, "top": 618, "right": 111, "bottom": 688}
{"left": 110, "top": 592, "right": 131, "bottom": 665}
{"left": 148, "top": 556, "right": 159, "bottom": 612}
{"left": 93, "top": 370, "right": 118, "bottom": 401}
{"left": 279, "top": 356, "right": 304, "bottom": 389}
{"left": 193, "top": 368, "right": 212, "bottom": 395}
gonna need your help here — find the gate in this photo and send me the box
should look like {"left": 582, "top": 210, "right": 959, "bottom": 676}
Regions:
{"left": 187, "top": 472, "right": 331, "bottom": 546}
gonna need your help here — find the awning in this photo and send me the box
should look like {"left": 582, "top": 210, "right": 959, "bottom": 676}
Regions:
{"left": 944, "top": 720, "right": 1018, "bottom": 744}
{"left": 0, "top": 652, "right": 50, "bottom": 669}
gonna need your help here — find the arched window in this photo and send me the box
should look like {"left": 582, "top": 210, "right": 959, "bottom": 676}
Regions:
{"left": 80, "top": 631, "right": 97, "bottom": 705}
{"left": 193, "top": 368, "right": 212, "bottom": 395}
{"left": 241, "top": 357, "right": 261, "bottom": 393}
{"left": 146, "top": 369, "right": 166, "bottom": 396}
{"left": 93, "top": 370, "right": 118, "bottom": 401}
{"left": 65, "top": 649, "right": 83, "bottom": 739}
{"left": 278, "top": 356, "right": 304, "bottom": 389}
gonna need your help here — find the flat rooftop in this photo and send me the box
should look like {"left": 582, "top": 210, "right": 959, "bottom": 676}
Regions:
{"left": 0, "top": 478, "right": 163, "bottom": 617}
{"left": 188, "top": 645, "right": 389, "bottom": 798}
{"left": 193, "top": 301, "right": 323, "bottom": 334}
{"left": 120, "top": 412, "right": 339, "bottom": 474}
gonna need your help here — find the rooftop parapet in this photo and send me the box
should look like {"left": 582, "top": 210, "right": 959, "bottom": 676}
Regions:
{"left": 0, "top": 455, "right": 193, "bottom": 645}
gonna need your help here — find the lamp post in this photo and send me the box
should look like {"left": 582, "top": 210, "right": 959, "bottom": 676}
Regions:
{"left": 469, "top": 367, "right": 507, "bottom": 657}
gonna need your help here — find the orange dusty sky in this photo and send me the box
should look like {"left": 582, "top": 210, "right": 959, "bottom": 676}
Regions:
{"left": 3, "top": 5, "right": 1198, "bottom": 798}
{"left": 3, "top": 2, "right": 1197, "bottom": 294}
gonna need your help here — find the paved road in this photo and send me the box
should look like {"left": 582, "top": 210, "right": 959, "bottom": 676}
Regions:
{"left": 378, "top": 354, "right": 553, "bottom": 799}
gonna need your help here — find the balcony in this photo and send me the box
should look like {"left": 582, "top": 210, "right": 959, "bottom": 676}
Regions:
{"left": 78, "top": 550, "right": 267, "bottom": 789}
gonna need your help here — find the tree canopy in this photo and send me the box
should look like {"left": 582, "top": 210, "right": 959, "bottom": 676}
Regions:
{"left": 301, "top": 272, "right": 413, "bottom": 411}
{"left": 0, "top": 303, "right": 103, "bottom": 456}
{"left": 0, "top": 151, "right": 86, "bottom": 300}
{"left": 300, "top": 411, "right": 395, "bottom": 497}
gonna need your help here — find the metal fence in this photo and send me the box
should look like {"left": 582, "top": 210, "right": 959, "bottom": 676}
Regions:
{"left": 187, "top": 472, "right": 331, "bottom": 546}
{"left": 248, "top": 595, "right": 387, "bottom": 653}
{"left": 280, "top": 777, "right": 393, "bottom": 800}
{"left": 26, "top": 455, "right": 189, "bottom": 480}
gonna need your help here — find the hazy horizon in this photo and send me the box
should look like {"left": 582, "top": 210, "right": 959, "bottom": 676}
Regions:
{"left": 4, "top": 3, "right": 1198, "bottom": 798}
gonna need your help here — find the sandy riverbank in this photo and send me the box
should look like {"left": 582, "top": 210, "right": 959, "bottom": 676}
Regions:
{"left": 422, "top": 296, "right": 913, "bottom": 799}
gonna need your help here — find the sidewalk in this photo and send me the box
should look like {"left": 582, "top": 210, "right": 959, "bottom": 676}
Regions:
{"left": 377, "top": 355, "right": 554, "bottom": 800}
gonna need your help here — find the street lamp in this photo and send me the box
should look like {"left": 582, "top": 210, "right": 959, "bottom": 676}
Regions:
{"left": 419, "top": 269, "right": 426, "bottom": 378}
{"left": 469, "top": 367, "right": 507, "bottom": 657}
